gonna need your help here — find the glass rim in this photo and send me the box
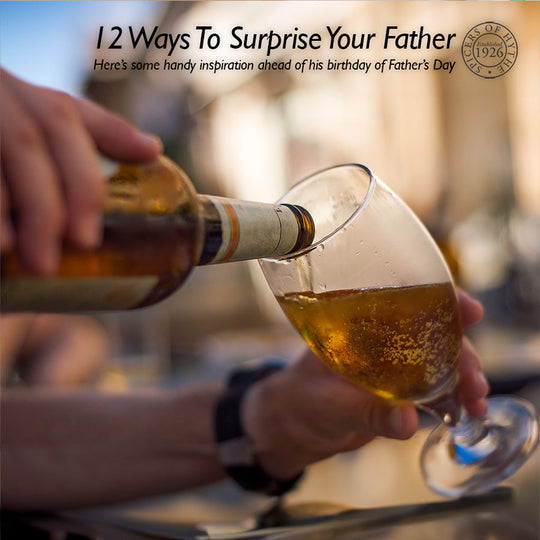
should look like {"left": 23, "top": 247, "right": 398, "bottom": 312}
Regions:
{"left": 275, "top": 163, "right": 377, "bottom": 260}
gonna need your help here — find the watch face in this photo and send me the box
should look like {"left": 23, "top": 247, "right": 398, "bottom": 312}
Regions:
{"left": 217, "top": 435, "right": 255, "bottom": 468}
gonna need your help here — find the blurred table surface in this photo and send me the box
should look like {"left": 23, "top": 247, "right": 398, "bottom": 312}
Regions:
{"left": 3, "top": 381, "right": 539, "bottom": 540}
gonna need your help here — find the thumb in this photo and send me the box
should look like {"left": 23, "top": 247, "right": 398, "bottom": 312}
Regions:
{"left": 355, "top": 395, "right": 418, "bottom": 440}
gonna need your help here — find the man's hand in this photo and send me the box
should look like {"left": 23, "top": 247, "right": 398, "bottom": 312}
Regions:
{"left": 243, "top": 289, "right": 488, "bottom": 480}
{"left": 1, "top": 69, "right": 162, "bottom": 275}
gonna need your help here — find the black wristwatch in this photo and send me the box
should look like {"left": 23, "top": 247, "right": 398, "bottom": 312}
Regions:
{"left": 213, "top": 359, "right": 304, "bottom": 496}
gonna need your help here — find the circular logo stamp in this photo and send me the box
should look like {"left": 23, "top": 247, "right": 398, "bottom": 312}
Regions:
{"left": 461, "top": 22, "right": 518, "bottom": 78}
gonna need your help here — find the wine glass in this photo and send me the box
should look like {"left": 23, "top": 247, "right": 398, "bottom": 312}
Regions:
{"left": 259, "top": 164, "right": 538, "bottom": 497}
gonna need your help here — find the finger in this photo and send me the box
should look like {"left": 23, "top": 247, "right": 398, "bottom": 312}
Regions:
{"left": 457, "top": 288, "right": 484, "bottom": 326}
{"left": 1, "top": 172, "right": 15, "bottom": 253}
{"left": 6, "top": 74, "right": 105, "bottom": 248}
{"left": 459, "top": 336, "right": 489, "bottom": 418}
{"left": 354, "top": 393, "right": 418, "bottom": 440}
{"left": 463, "top": 396, "right": 488, "bottom": 419}
{"left": 76, "top": 98, "right": 162, "bottom": 162}
{"left": 300, "top": 349, "right": 418, "bottom": 440}
{"left": 330, "top": 376, "right": 418, "bottom": 440}
{"left": 1, "top": 82, "right": 64, "bottom": 274}
{"left": 459, "top": 337, "right": 489, "bottom": 398}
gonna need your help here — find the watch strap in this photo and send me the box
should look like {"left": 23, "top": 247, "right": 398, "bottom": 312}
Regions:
{"left": 214, "top": 360, "right": 304, "bottom": 496}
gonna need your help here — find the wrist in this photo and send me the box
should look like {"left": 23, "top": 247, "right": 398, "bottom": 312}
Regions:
{"left": 242, "top": 369, "right": 308, "bottom": 480}
{"left": 213, "top": 359, "right": 304, "bottom": 496}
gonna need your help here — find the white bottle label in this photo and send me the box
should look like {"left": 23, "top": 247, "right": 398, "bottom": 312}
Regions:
{"left": 203, "top": 196, "right": 300, "bottom": 264}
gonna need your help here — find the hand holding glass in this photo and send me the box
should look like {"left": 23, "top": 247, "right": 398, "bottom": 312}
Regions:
{"left": 260, "top": 164, "right": 538, "bottom": 497}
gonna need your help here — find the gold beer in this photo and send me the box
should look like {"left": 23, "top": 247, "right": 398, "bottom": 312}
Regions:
{"left": 277, "top": 282, "right": 461, "bottom": 402}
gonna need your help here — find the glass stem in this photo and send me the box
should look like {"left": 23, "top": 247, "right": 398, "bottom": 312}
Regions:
{"left": 421, "top": 382, "right": 498, "bottom": 465}
{"left": 420, "top": 378, "right": 462, "bottom": 427}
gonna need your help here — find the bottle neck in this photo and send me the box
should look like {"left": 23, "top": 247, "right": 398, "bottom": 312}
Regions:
{"left": 197, "top": 195, "right": 314, "bottom": 265}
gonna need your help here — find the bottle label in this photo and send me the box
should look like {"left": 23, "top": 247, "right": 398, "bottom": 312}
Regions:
{"left": 199, "top": 196, "right": 301, "bottom": 264}
{"left": 1, "top": 277, "right": 159, "bottom": 312}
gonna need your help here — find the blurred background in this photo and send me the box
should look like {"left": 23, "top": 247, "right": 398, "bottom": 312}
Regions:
{"left": 1, "top": 0, "right": 539, "bottom": 525}
{"left": 2, "top": 0, "right": 539, "bottom": 402}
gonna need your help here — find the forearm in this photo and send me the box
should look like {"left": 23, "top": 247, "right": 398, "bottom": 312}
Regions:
{"left": 1, "top": 384, "right": 226, "bottom": 510}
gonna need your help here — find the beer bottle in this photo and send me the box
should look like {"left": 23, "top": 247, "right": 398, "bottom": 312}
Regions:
{"left": 1, "top": 156, "right": 314, "bottom": 312}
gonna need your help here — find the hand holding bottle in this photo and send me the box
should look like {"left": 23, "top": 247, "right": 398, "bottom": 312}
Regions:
{"left": 0, "top": 68, "right": 162, "bottom": 276}
{"left": 1, "top": 70, "right": 316, "bottom": 312}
